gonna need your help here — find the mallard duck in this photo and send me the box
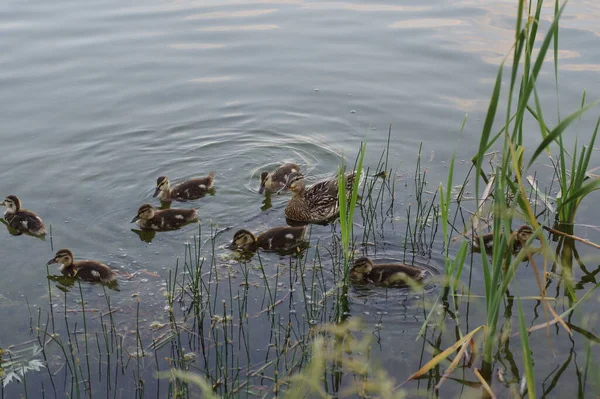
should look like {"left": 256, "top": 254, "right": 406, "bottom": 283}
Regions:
{"left": 350, "top": 257, "right": 427, "bottom": 287}
{"left": 472, "top": 225, "right": 535, "bottom": 254}
{"left": 229, "top": 226, "right": 307, "bottom": 252}
{"left": 131, "top": 204, "right": 198, "bottom": 230}
{"left": 46, "top": 249, "right": 117, "bottom": 283}
{"left": 278, "top": 171, "right": 355, "bottom": 223}
{"left": 2, "top": 195, "right": 46, "bottom": 236}
{"left": 154, "top": 172, "right": 215, "bottom": 202}
{"left": 259, "top": 163, "right": 300, "bottom": 194}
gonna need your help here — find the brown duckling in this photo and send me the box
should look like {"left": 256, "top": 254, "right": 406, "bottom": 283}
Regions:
{"left": 154, "top": 172, "right": 215, "bottom": 202}
{"left": 472, "top": 225, "right": 535, "bottom": 255}
{"left": 46, "top": 249, "right": 117, "bottom": 283}
{"left": 131, "top": 204, "right": 198, "bottom": 230}
{"left": 2, "top": 195, "right": 46, "bottom": 236}
{"left": 229, "top": 226, "right": 307, "bottom": 252}
{"left": 278, "top": 171, "right": 355, "bottom": 223}
{"left": 350, "top": 257, "right": 428, "bottom": 287}
{"left": 259, "top": 163, "right": 300, "bottom": 194}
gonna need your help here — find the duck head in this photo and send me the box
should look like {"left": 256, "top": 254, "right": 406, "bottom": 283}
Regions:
{"left": 2, "top": 195, "right": 21, "bottom": 212}
{"left": 153, "top": 176, "right": 170, "bottom": 198}
{"left": 229, "top": 229, "right": 257, "bottom": 250}
{"left": 277, "top": 172, "right": 305, "bottom": 195}
{"left": 47, "top": 249, "right": 75, "bottom": 269}
{"left": 131, "top": 204, "right": 156, "bottom": 223}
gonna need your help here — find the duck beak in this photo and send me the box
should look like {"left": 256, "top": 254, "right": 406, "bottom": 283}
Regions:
{"left": 227, "top": 242, "right": 236, "bottom": 250}
{"left": 46, "top": 257, "right": 57, "bottom": 265}
{"left": 131, "top": 215, "right": 140, "bottom": 223}
{"left": 152, "top": 187, "right": 160, "bottom": 198}
{"left": 258, "top": 185, "right": 265, "bottom": 195}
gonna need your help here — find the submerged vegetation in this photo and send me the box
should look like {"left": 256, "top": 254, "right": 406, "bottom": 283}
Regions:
{"left": 2, "top": 0, "right": 600, "bottom": 397}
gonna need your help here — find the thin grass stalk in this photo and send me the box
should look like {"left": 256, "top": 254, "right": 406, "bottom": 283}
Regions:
{"left": 77, "top": 282, "right": 92, "bottom": 395}
{"left": 516, "top": 295, "right": 536, "bottom": 398}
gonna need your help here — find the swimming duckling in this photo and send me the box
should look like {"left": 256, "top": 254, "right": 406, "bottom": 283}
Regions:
{"left": 259, "top": 163, "right": 300, "bottom": 194}
{"left": 278, "top": 171, "right": 355, "bottom": 224}
{"left": 229, "top": 226, "right": 307, "bottom": 252}
{"left": 350, "top": 257, "right": 428, "bottom": 287}
{"left": 2, "top": 195, "right": 46, "bottom": 236}
{"left": 46, "top": 249, "right": 117, "bottom": 283}
{"left": 472, "top": 225, "right": 535, "bottom": 255}
{"left": 131, "top": 203, "right": 198, "bottom": 230}
{"left": 154, "top": 172, "right": 215, "bottom": 202}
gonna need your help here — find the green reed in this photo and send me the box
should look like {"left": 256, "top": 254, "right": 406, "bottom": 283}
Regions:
{"left": 516, "top": 294, "right": 535, "bottom": 399}
{"left": 337, "top": 142, "right": 366, "bottom": 284}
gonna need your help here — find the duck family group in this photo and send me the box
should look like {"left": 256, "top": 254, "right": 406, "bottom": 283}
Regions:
{"left": 2, "top": 162, "right": 431, "bottom": 288}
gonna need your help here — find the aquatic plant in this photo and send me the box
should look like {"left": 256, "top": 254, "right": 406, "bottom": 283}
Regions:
{"left": 0, "top": 345, "right": 46, "bottom": 388}
{"left": 411, "top": 0, "right": 600, "bottom": 396}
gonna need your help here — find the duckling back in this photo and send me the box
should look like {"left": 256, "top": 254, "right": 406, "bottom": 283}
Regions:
{"left": 5, "top": 208, "right": 46, "bottom": 236}
{"left": 141, "top": 208, "right": 198, "bottom": 230}
{"left": 369, "top": 263, "right": 427, "bottom": 286}
{"left": 260, "top": 163, "right": 300, "bottom": 193}
{"left": 73, "top": 261, "right": 117, "bottom": 283}
{"left": 255, "top": 226, "right": 307, "bottom": 252}
{"left": 171, "top": 172, "right": 216, "bottom": 201}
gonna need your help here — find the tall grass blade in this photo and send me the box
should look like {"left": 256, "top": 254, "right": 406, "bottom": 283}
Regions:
{"left": 517, "top": 295, "right": 536, "bottom": 399}
{"left": 527, "top": 100, "right": 600, "bottom": 169}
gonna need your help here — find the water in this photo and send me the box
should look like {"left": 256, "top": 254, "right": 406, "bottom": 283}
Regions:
{"left": 1, "top": 0, "right": 600, "bottom": 397}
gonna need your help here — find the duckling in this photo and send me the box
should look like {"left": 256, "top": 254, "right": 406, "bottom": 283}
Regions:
{"left": 2, "top": 195, "right": 46, "bottom": 236}
{"left": 154, "top": 172, "right": 215, "bottom": 202}
{"left": 472, "top": 225, "right": 535, "bottom": 255}
{"left": 131, "top": 203, "right": 198, "bottom": 230}
{"left": 350, "top": 257, "right": 428, "bottom": 287}
{"left": 259, "top": 163, "right": 300, "bottom": 194}
{"left": 46, "top": 249, "right": 117, "bottom": 283}
{"left": 229, "top": 226, "right": 307, "bottom": 252}
{"left": 278, "top": 171, "right": 355, "bottom": 223}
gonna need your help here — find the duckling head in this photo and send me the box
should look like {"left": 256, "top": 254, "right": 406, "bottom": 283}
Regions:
{"left": 131, "top": 204, "right": 155, "bottom": 223}
{"left": 229, "top": 229, "right": 257, "bottom": 250}
{"left": 278, "top": 172, "right": 305, "bottom": 195}
{"left": 352, "top": 257, "right": 374, "bottom": 274}
{"left": 47, "top": 249, "right": 75, "bottom": 270}
{"left": 2, "top": 195, "right": 21, "bottom": 213}
{"left": 259, "top": 171, "right": 270, "bottom": 194}
{"left": 153, "top": 176, "right": 170, "bottom": 198}
{"left": 516, "top": 225, "right": 535, "bottom": 242}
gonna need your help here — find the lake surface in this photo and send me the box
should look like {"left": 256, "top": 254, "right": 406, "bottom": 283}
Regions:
{"left": 1, "top": 0, "right": 600, "bottom": 397}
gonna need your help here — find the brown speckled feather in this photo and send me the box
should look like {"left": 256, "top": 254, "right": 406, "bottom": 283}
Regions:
{"left": 471, "top": 225, "right": 534, "bottom": 255}
{"left": 62, "top": 261, "right": 117, "bottom": 283}
{"left": 367, "top": 264, "right": 426, "bottom": 284}
{"left": 137, "top": 208, "right": 198, "bottom": 231}
{"left": 254, "top": 226, "right": 307, "bottom": 251}
{"left": 350, "top": 262, "right": 427, "bottom": 287}
{"left": 170, "top": 173, "right": 215, "bottom": 201}
{"left": 5, "top": 209, "right": 46, "bottom": 236}
{"left": 261, "top": 163, "right": 301, "bottom": 193}
{"left": 284, "top": 172, "right": 355, "bottom": 223}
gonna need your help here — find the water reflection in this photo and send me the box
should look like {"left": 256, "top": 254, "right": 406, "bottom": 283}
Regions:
{"left": 168, "top": 43, "right": 226, "bottom": 50}
{"left": 390, "top": 18, "right": 463, "bottom": 29}
{"left": 189, "top": 76, "right": 235, "bottom": 83}
{"left": 261, "top": 191, "right": 273, "bottom": 211}
{"left": 0, "top": 218, "right": 46, "bottom": 240}
{"left": 184, "top": 9, "right": 278, "bottom": 20}
{"left": 131, "top": 228, "right": 156, "bottom": 243}
{"left": 196, "top": 24, "right": 279, "bottom": 31}
{"left": 47, "top": 275, "right": 120, "bottom": 292}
